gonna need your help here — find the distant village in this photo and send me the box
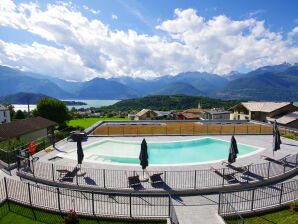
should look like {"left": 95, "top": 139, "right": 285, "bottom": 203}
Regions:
{"left": 2, "top": 101, "right": 298, "bottom": 129}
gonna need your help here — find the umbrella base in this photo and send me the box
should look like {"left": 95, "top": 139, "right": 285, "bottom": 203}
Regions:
{"left": 139, "top": 176, "right": 149, "bottom": 182}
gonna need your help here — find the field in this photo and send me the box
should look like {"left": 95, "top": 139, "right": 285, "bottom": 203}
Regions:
{"left": 68, "top": 117, "right": 131, "bottom": 129}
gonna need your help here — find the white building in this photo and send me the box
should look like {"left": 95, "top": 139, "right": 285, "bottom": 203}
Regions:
{"left": 0, "top": 104, "right": 11, "bottom": 123}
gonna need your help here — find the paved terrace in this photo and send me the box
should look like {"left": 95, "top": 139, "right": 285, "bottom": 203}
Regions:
{"left": 15, "top": 135, "right": 297, "bottom": 194}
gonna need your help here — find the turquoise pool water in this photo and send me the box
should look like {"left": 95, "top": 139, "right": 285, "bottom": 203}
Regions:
{"left": 64, "top": 138, "right": 259, "bottom": 165}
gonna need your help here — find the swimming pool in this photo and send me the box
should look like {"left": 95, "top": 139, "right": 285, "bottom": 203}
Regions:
{"left": 62, "top": 138, "right": 261, "bottom": 165}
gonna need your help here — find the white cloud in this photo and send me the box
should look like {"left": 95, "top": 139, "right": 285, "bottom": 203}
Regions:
{"left": 82, "top": 5, "right": 100, "bottom": 15}
{"left": 248, "top": 9, "right": 266, "bottom": 18}
{"left": 0, "top": 2, "right": 297, "bottom": 81}
{"left": 112, "top": 14, "right": 118, "bottom": 20}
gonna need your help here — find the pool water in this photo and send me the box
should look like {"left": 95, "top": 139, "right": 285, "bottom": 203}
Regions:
{"left": 63, "top": 138, "right": 259, "bottom": 165}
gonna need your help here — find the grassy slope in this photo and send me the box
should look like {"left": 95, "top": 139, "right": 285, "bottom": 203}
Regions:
{"left": 243, "top": 209, "right": 298, "bottom": 224}
{"left": 68, "top": 117, "right": 130, "bottom": 129}
{"left": 0, "top": 202, "right": 165, "bottom": 224}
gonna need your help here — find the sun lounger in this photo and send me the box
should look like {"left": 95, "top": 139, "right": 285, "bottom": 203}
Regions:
{"left": 149, "top": 173, "right": 163, "bottom": 184}
{"left": 210, "top": 165, "right": 237, "bottom": 183}
{"left": 128, "top": 175, "right": 141, "bottom": 187}
{"left": 222, "top": 161, "right": 252, "bottom": 174}
{"left": 56, "top": 169, "right": 72, "bottom": 181}
{"left": 261, "top": 154, "right": 291, "bottom": 166}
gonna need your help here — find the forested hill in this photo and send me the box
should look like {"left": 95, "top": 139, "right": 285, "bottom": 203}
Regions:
{"left": 98, "top": 94, "right": 240, "bottom": 111}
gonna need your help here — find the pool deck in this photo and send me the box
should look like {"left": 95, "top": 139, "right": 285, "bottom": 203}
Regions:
{"left": 38, "top": 135, "right": 298, "bottom": 171}
{"left": 3, "top": 134, "right": 298, "bottom": 224}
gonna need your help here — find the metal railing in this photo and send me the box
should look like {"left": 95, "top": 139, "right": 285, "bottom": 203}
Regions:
{"left": 0, "top": 177, "right": 173, "bottom": 220}
{"left": 218, "top": 195, "right": 246, "bottom": 224}
{"left": 18, "top": 153, "right": 298, "bottom": 192}
{"left": 218, "top": 180, "right": 298, "bottom": 222}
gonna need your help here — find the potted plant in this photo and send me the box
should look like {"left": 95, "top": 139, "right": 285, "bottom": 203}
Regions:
{"left": 289, "top": 201, "right": 298, "bottom": 212}
{"left": 61, "top": 209, "right": 79, "bottom": 224}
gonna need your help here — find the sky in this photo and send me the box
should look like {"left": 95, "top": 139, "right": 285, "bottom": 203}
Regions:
{"left": 0, "top": 0, "right": 298, "bottom": 81}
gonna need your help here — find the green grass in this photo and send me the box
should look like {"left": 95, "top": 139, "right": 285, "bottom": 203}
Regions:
{"left": 226, "top": 208, "right": 298, "bottom": 224}
{"left": 68, "top": 117, "right": 131, "bottom": 129}
{"left": 282, "top": 133, "right": 298, "bottom": 141}
{"left": 0, "top": 202, "right": 166, "bottom": 224}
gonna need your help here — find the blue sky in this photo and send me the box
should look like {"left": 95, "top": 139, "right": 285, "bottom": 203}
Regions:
{"left": 0, "top": 0, "right": 297, "bottom": 81}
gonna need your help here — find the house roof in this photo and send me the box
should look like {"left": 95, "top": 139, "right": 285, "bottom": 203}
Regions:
{"left": 182, "top": 108, "right": 210, "bottom": 113}
{"left": 180, "top": 112, "right": 201, "bottom": 119}
{"left": 267, "top": 111, "right": 298, "bottom": 125}
{"left": 0, "top": 104, "right": 8, "bottom": 111}
{"left": 231, "top": 102, "right": 292, "bottom": 113}
{"left": 0, "top": 117, "right": 57, "bottom": 142}
{"left": 136, "top": 109, "right": 157, "bottom": 117}
{"left": 154, "top": 110, "right": 172, "bottom": 117}
{"left": 203, "top": 110, "right": 230, "bottom": 115}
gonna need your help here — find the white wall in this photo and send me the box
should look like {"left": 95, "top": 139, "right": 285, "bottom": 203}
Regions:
{"left": 22, "top": 128, "right": 47, "bottom": 141}
{"left": 0, "top": 109, "right": 11, "bottom": 123}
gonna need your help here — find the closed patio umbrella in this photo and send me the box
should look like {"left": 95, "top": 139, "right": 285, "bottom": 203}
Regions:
{"left": 228, "top": 135, "right": 239, "bottom": 163}
{"left": 273, "top": 120, "right": 282, "bottom": 145}
{"left": 273, "top": 129, "right": 281, "bottom": 156}
{"left": 77, "top": 140, "right": 84, "bottom": 165}
{"left": 139, "top": 138, "right": 148, "bottom": 170}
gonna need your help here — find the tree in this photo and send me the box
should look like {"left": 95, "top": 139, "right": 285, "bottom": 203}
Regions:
{"left": 33, "top": 98, "right": 71, "bottom": 127}
{"left": 14, "top": 110, "right": 26, "bottom": 120}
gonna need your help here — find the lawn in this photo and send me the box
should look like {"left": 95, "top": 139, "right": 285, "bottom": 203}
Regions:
{"left": 0, "top": 202, "right": 166, "bottom": 224}
{"left": 68, "top": 117, "right": 131, "bottom": 129}
{"left": 226, "top": 208, "right": 298, "bottom": 224}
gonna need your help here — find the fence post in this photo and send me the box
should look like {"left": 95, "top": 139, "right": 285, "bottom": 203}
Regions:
{"left": 52, "top": 163, "right": 55, "bottom": 182}
{"left": 267, "top": 162, "right": 271, "bottom": 179}
{"left": 279, "top": 183, "right": 284, "bottom": 204}
{"left": 92, "top": 191, "right": 95, "bottom": 215}
{"left": 57, "top": 188, "right": 61, "bottom": 212}
{"left": 129, "top": 193, "right": 132, "bottom": 217}
{"left": 103, "top": 169, "right": 106, "bottom": 188}
{"left": 168, "top": 195, "right": 171, "bottom": 217}
{"left": 194, "top": 170, "right": 197, "bottom": 189}
{"left": 28, "top": 183, "right": 32, "bottom": 206}
{"left": 251, "top": 189, "right": 255, "bottom": 211}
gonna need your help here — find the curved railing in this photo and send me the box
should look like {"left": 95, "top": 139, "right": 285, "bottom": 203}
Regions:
{"left": 17, "top": 153, "right": 298, "bottom": 193}
{"left": 218, "top": 180, "right": 298, "bottom": 221}
{"left": 0, "top": 177, "right": 172, "bottom": 220}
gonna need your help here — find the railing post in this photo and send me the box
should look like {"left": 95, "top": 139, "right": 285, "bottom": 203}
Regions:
{"left": 279, "top": 183, "right": 284, "bottom": 204}
{"left": 129, "top": 193, "right": 132, "bottom": 217}
{"left": 194, "top": 170, "right": 197, "bottom": 189}
{"left": 92, "top": 191, "right": 95, "bottom": 215}
{"left": 31, "top": 157, "right": 35, "bottom": 178}
{"left": 103, "top": 169, "right": 106, "bottom": 188}
{"left": 52, "top": 163, "right": 55, "bottom": 182}
{"left": 57, "top": 188, "right": 61, "bottom": 212}
{"left": 164, "top": 171, "right": 167, "bottom": 183}
{"left": 251, "top": 189, "right": 255, "bottom": 211}
{"left": 28, "top": 183, "right": 32, "bottom": 206}
{"left": 76, "top": 168, "right": 78, "bottom": 185}
{"left": 267, "top": 162, "right": 271, "bottom": 179}
{"left": 3, "top": 178, "right": 10, "bottom": 211}
{"left": 218, "top": 193, "right": 221, "bottom": 214}
{"left": 168, "top": 195, "right": 171, "bottom": 217}
{"left": 4, "top": 177, "right": 8, "bottom": 199}
{"left": 222, "top": 169, "right": 225, "bottom": 186}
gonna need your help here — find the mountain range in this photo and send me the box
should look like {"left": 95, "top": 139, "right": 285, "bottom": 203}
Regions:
{"left": 0, "top": 63, "right": 297, "bottom": 101}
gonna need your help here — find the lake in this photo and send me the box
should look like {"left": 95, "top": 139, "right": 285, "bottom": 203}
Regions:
{"left": 13, "top": 99, "right": 119, "bottom": 111}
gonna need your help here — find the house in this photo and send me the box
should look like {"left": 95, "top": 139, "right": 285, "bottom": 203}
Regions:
{"left": 200, "top": 110, "right": 230, "bottom": 120}
{"left": 229, "top": 102, "right": 298, "bottom": 128}
{"left": 134, "top": 109, "right": 158, "bottom": 120}
{"left": 0, "top": 116, "right": 57, "bottom": 143}
{"left": 154, "top": 110, "right": 174, "bottom": 119}
{"left": 267, "top": 111, "right": 298, "bottom": 129}
{"left": 178, "top": 109, "right": 208, "bottom": 120}
{"left": 0, "top": 104, "right": 11, "bottom": 123}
